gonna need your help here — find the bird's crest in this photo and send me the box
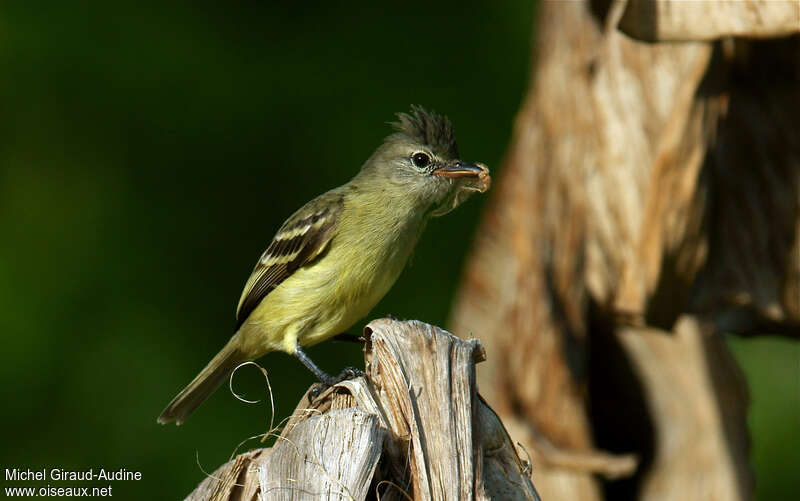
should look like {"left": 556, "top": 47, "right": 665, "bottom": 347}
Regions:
{"left": 391, "top": 106, "right": 459, "bottom": 159}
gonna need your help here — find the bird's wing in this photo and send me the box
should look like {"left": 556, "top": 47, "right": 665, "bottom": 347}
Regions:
{"left": 235, "top": 192, "right": 344, "bottom": 328}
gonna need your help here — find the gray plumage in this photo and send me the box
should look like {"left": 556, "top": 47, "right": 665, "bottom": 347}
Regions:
{"left": 391, "top": 106, "right": 459, "bottom": 159}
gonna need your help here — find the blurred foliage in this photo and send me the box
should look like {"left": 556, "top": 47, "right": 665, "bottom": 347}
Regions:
{"left": 0, "top": 1, "right": 533, "bottom": 499}
{"left": 0, "top": 1, "right": 796, "bottom": 500}
{"left": 727, "top": 337, "right": 800, "bottom": 500}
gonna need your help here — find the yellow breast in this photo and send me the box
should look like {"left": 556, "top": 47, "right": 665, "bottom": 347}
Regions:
{"left": 239, "top": 202, "right": 424, "bottom": 355}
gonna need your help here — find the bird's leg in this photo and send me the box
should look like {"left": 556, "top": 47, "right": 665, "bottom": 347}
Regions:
{"left": 294, "top": 343, "right": 335, "bottom": 384}
{"left": 294, "top": 342, "right": 365, "bottom": 399}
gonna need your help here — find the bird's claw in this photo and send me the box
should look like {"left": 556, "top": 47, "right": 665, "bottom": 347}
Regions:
{"left": 309, "top": 383, "right": 328, "bottom": 400}
{"left": 308, "top": 367, "right": 365, "bottom": 400}
{"left": 335, "top": 366, "right": 365, "bottom": 381}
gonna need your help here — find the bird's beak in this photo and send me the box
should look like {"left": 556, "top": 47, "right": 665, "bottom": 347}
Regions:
{"left": 432, "top": 162, "right": 491, "bottom": 192}
{"left": 432, "top": 162, "right": 487, "bottom": 179}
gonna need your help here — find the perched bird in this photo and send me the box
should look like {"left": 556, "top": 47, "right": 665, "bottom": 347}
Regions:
{"left": 158, "top": 106, "right": 490, "bottom": 425}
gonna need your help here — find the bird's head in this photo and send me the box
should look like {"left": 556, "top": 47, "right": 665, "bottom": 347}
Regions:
{"left": 358, "top": 106, "right": 490, "bottom": 217}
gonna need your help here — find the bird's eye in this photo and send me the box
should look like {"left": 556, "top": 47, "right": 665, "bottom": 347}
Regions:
{"left": 411, "top": 152, "right": 431, "bottom": 168}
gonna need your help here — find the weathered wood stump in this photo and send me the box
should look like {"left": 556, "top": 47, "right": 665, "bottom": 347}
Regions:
{"left": 186, "top": 318, "right": 541, "bottom": 501}
{"left": 449, "top": 1, "right": 800, "bottom": 500}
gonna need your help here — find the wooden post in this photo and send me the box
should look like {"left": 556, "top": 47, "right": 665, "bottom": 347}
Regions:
{"left": 449, "top": 1, "right": 799, "bottom": 500}
{"left": 185, "top": 319, "right": 541, "bottom": 501}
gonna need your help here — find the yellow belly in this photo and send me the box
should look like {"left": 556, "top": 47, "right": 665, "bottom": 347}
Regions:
{"left": 237, "top": 216, "right": 419, "bottom": 357}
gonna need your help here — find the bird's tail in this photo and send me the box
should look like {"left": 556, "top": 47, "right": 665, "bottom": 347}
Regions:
{"left": 157, "top": 339, "right": 247, "bottom": 425}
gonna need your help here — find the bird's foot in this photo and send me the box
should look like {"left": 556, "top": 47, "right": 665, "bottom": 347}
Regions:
{"left": 309, "top": 383, "right": 328, "bottom": 400}
{"left": 308, "top": 366, "right": 365, "bottom": 400}
{"left": 333, "top": 366, "right": 365, "bottom": 382}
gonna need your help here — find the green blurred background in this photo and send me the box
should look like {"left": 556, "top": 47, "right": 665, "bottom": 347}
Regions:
{"left": 0, "top": 1, "right": 796, "bottom": 500}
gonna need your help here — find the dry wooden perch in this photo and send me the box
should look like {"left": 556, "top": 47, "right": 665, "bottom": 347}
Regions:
{"left": 185, "top": 318, "right": 541, "bottom": 501}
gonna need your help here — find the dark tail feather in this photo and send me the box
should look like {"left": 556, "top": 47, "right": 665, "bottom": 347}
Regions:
{"left": 157, "top": 340, "right": 246, "bottom": 425}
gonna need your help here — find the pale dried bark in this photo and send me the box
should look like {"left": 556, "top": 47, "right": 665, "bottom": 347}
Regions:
{"left": 449, "top": 1, "right": 799, "bottom": 501}
{"left": 615, "top": 318, "right": 751, "bottom": 501}
{"left": 184, "top": 319, "right": 540, "bottom": 501}
{"left": 619, "top": 0, "right": 800, "bottom": 42}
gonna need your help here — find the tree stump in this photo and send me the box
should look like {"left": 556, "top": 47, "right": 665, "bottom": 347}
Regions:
{"left": 185, "top": 318, "right": 541, "bottom": 501}
{"left": 449, "top": 1, "right": 800, "bottom": 500}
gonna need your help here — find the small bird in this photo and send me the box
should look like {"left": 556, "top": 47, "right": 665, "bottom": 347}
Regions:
{"left": 158, "top": 106, "right": 490, "bottom": 425}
